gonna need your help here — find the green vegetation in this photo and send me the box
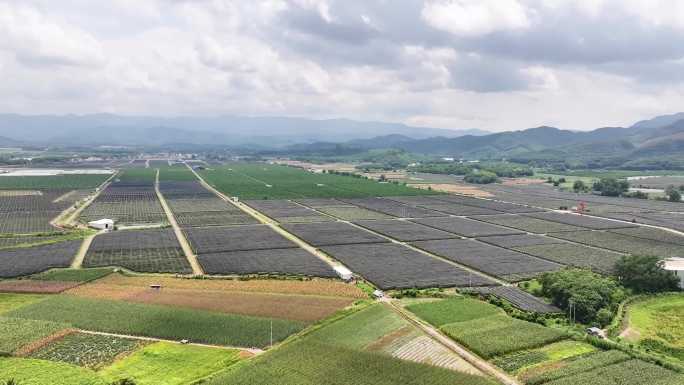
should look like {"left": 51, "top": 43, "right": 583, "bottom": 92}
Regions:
{"left": 538, "top": 269, "right": 625, "bottom": 326}
{"left": 492, "top": 340, "right": 596, "bottom": 373}
{"left": 464, "top": 170, "right": 499, "bottom": 184}
{"left": 614, "top": 255, "right": 680, "bottom": 293}
{"left": 665, "top": 185, "right": 682, "bottom": 202}
{"left": 0, "top": 294, "right": 47, "bottom": 314}
{"left": 622, "top": 294, "right": 684, "bottom": 361}
{"left": 6, "top": 296, "right": 305, "bottom": 348}
{"left": 0, "top": 357, "right": 105, "bottom": 385}
{"left": 406, "top": 297, "right": 500, "bottom": 327}
{"left": 592, "top": 178, "right": 630, "bottom": 197}
{"left": 0, "top": 174, "right": 111, "bottom": 190}
{"left": 199, "top": 163, "right": 436, "bottom": 200}
{"left": 116, "top": 169, "right": 156, "bottom": 183}
{"left": 521, "top": 350, "right": 631, "bottom": 385}
{"left": 30, "top": 268, "right": 114, "bottom": 283}
{"left": 541, "top": 359, "right": 684, "bottom": 385}
{"left": 100, "top": 342, "right": 242, "bottom": 385}
{"left": 29, "top": 333, "right": 141, "bottom": 369}
{"left": 410, "top": 161, "right": 533, "bottom": 178}
{"left": 157, "top": 166, "right": 197, "bottom": 181}
{"left": 0, "top": 317, "right": 70, "bottom": 354}
{"left": 407, "top": 298, "right": 567, "bottom": 359}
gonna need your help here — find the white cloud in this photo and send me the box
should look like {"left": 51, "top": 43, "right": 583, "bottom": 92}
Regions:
{"left": 422, "top": 0, "right": 531, "bottom": 36}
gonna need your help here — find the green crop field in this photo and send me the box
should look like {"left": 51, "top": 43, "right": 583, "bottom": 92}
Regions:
{"left": 0, "top": 317, "right": 70, "bottom": 354}
{"left": 199, "top": 163, "right": 439, "bottom": 199}
{"left": 542, "top": 359, "right": 684, "bottom": 385}
{"left": 208, "top": 303, "right": 495, "bottom": 385}
{"left": 407, "top": 297, "right": 567, "bottom": 359}
{"left": 0, "top": 293, "right": 48, "bottom": 314}
{"left": 622, "top": 294, "right": 684, "bottom": 361}
{"left": 100, "top": 342, "right": 243, "bottom": 385}
{"left": 0, "top": 174, "right": 111, "bottom": 190}
{"left": 521, "top": 350, "right": 631, "bottom": 385}
{"left": 6, "top": 296, "right": 305, "bottom": 348}
{"left": 30, "top": 268, "right": 114, "bottom": 282}
{"left": 157, "top": 165, "right": 198, "bottom": 181}
{"left": 492, "top": 340, "right": 596, "bottom": 374}
{"left": 116, "top": 168, "right": 157, "bottom": 183}
{"left": 29, "top": 332, "right": 142, "bottom": 369}
{"left": 0, "top": 357, "right": 105, "bottom": 385}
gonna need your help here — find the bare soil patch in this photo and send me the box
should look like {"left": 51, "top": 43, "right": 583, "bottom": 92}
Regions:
{"left": 0, "top": 280, "right": 81, "bottom": 294}
{"left": 408, "top": 183, "right": 493, "bottom": 197}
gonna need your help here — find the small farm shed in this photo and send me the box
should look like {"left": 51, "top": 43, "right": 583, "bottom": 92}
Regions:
{"left": 88, "top": 218, "right": 114, "bottom": 231}
{"left": 663, "top": 258, "right": 684, "bottom": 289}
{"left": 333, "top": 265, "right": 353, "bottom": 282}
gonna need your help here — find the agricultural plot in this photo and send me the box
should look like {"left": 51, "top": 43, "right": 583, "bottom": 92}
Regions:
{"left": 549, "top": 230, "right": 684, "bottom": 259}
{"left": 462, "top": 286, "right": 561, "bottom": 313}
{"left": 412, "top": 217, "right": 524, "bottom": 238}
{"left": 0, "top": 293, "right": 48, "bottom": 314}
{"left": 317, "top": 206, "right": 393, "bottom": 220}
{"left": 599, "top": 211, "right": 684, "bottom": 232}
{"left": 432, "top": 195, "right": 542, "bottom": 214}
{"left": 200, "top": 163, "right": 437, "bottom": 200}
{"left": 184, "top": 225, "right": 297, "bottom": 254}
{"left": 419, "top": 203, "right": 503, "bottom": 216}
{"left": 492, "top": 340, "right": 596, "bottom": 374}
{"left": 470, "top": 214, "right": 585, "bottom": 234}
{"left": 175, "top": 210, "right": 258, "bottom": 227}
{"left": 609, "top": 226, "right": 684, "bottom": 246}
{"left": 81, "top": 180, "right": 166, "bottom": 226}
{"left": 523, "top": 212, "right": 637, "bottom": 230}
{"left": 7, "top": 295, "right": 306, "bottom": 348}
{"left": 293, "top": 198, "right": 353, "bottom": 208}
{"left": 0, "top": 233, "right": 72, "bottom": 249}
{"left": 67, "top": 273, "right": 363, "bottom": 323}
{"left": 407, "top": 298, "right": 567, "bottom": 358}
{"left": 29, "top": 332, "right": 141, "bottom": 369}
{"left": 541, "top": 359, "right": 684, "bottom": 385}
{"left": 198, "top": 248, "right": 336, "bottom": 278}
{"left": 630, "top": 176, "right": 684, "bottom": 189}
{"left": 412, "top": 239, "right": 561, "bottom": 281}
{"left": 0, "top": 190, "right": 76, "bottom": 234}
{"left": 282, "top": 221, "right": 389, "bottom": 246}
{"left": 158, "top": 181, "right": 216, "bottom": 200}
{"left": 0, "top": 280, "right": 81, "bottom": 294}
{"left": 0, "top": 174, "right": 111, "bottom": 190}
{"left": 0, "top": 240, "right": 81, "bottom": 278}
{"left": 513, "top": 243, "right": 625, "bottom": 274}
{"left": 475, "top": 234, "right": 565, "bottom": 248}
{"left": 520, "top": 350, "right": 631, "bottom": 385}
{"left": 353, "top": 219, "right": 459, "bottom": 242}
{"left": 339, "top": 197, "right": 446, "bottom": 218}
{"left": 0, "top": 357, "right": 104, "bottom": 385}
{"left": 84, "top": 229, "right": 191, "bottom": 274}
{"left": 245, "top": 199, "right": 332, "bottom": 223}
{"left": 0, "top": 211, "right": 61, "bottom": 233}
{"left": 320, "top": 243, "right": 497, "bottom": 289}
{"left": 0, "top": 316, "right": 71, "bottom": 354}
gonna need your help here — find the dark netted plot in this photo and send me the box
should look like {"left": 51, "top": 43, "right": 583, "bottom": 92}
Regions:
{"left": 175, "top": 210, "right": 258, "bottom": 227}
{"left": 0, "top": 240, "right": 81, "bottom": 278}
{"left": 184, "top": 225, "right": 297, "bottom": 254}
{"left": 245, "top": 200, "right": 332, "bottom": 223}
{"left": 419, "top": 203, "right": 502, "bottom": 216}
{"left": 339, "top": 197, "right": 445, "bottom": 218}
{"left": 513, "top": 243, "right": 624, "bottom": 274}
{"left": 476, "top": 234, "right": 565, "bottom": 248}
{"left": 198, "top": 248, "right": 335, "bottom": 277}
{"left": 469, "top": 214, "right": 584, "bottom": 234}
{"left": 281, "top": 222, "right": 389, "bottom": 246}
{"left": 158, "top": 181, "right": 216, "bottom": 200}
{"left": 412, "top": 217, "right": 524, "bottom": 238}
{"left": 523, "top": 212, "right": 638, "bottom": 230}
{"left": 462, "top": 286, "right": 561, "bottom": 313}
{"left": 89, "top": 228, "right": 180, "bottom": 251}
{"left": 320, "top": 243, "right": 497, "bottom": 290}
{"left": 168, "top": 198, "right": 235, "bottom": 213}
{"left": 293, "top": 198, "right": 354, "bottom": 208}
{"left": 353, "top": 219, "right": 458, "bottom": 242}
{"left": 412, "top": 239, "right": 561, "bottom": 281}
{"left": 432, "top": 195, "right": 542, "bottom": 213}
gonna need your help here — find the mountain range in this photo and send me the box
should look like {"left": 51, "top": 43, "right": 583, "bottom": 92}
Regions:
{"left": 0, "top": 114, "right": 485, "bottom": 148}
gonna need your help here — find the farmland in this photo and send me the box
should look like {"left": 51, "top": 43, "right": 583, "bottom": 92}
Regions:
{"left": 0, "top": 316, "right": 70, "bottom": 354}
{"left": 0, "top": 240, "right": 82, "bottom": 278}
{"left": 620, "top": 294, "right": 684, "bottom": 361}
{"left": 549, "top": 230, "right": 684, "bottom": 259}
{"left": 199, "top": 163, "right": 440, "bottom": 200}
{"left": 29, "top": 332, "right": 142, "bottom": 369}
{"left": 0, "top": 174, "right": 111, "bottom": 190}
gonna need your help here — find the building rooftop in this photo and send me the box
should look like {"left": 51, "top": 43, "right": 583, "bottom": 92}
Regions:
{"left": 663, "top": 257, "right": 684, "bottom": 271}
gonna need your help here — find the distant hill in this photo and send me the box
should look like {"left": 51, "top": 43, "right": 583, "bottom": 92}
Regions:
{"left": 0, "top": 135, "right": 20, "bottom": 147}
{"left": 631, "top": 112, "right": 684, "bottom": 130}
{"left": 0, "top": 114, "right": 488, "bottom": 147}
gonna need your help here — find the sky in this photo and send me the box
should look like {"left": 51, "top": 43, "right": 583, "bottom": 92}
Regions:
{"left": 1, "top": 0, "right": 683, "bottom": 132}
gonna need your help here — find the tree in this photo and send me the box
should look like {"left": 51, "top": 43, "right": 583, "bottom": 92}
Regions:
{"left": 614, "top": 255, "right": 680, "bottom": 293}
{"left": 665, "top": 185, "right": 682, "bottom": 202}
{"left": 538, "top": 269, "right": 625, "bottom": 325}
{"left": 573, "top": 180, "right": 587, "bottom": 193}
{"left": 464, "top": 170, "right": 498, "bottom": 184}
{"left": 592, "top": 178, "right": 629, "bottom": 197}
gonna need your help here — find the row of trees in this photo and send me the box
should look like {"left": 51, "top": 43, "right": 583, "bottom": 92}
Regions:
{"left": 572, "top": 178, "right": 682, "bottom": 201}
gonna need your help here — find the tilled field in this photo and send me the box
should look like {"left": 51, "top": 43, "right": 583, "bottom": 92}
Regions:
{"left": 0, "top": 280, "right": 81, "bottom": 294}
{"left": 198, "top": 248, "right": 336, "bottom": 278}
{"left": 320, "top": 243, "right": 497, "bottom": 290}
{"left": 184, "top": 225, "right": 298, "bottom": 254}
{"left": 0, "top": 240, "right": 82, "bottom": 278}
{"left": 412, "top": 216, "right": 524, "bottom": 238}
{"left": 412, "top": 239, "right": 561, "bottom": 281}
{"left": 282, "top": 221, "right": 389, "bottom": 246}
{"left": 353, "top": 219, "right": 458, "bottom": 242}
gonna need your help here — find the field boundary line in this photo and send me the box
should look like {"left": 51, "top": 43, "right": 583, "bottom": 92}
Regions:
{"left": 384, "top": 300, "right": 522, "bottom": 385}
{"left": 77, "top": 329, "right": 264, "bottom": 355}
{"left": 187, "top": 164, "right": 351, "bottom": 273}
{"left": 155, "top": 169, "right": 204, "bottom": 276}
{"left": 71, "top": 231, "right": 100, "bottom": 268}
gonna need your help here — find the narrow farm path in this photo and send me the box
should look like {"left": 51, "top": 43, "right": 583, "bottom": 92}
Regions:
{"left": 384, "top": 300, "right": 522, "bottom": 385}
{"left": 187, "top": 164, "right": 345, "bottom": 270}
{"left": 155, "top": 169, "right": 204, "bottom": 276}
{"left": 51, "top": 171, "right": 117, "bottom": 229}
{"left": 71, "top": 231, "right": 99, "bottom": 268}
{"left": 78, "top": 329, "right": 264, "bottom": 355}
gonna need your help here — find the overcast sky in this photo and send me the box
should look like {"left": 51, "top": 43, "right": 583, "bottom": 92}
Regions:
{"left": 1, "top": 0, "right": 683, "bottom": 132}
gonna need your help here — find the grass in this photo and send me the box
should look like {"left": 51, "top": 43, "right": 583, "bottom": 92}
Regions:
{"left": 30, "top": 268, "right": 114, "bottom": 282}
{"left": 6, "top": 296, "right": 305, "bottom": 348}
{"left": 100, "top": 342, "right": 243, "bottom": 385}
{"left": 0, "top": 293, "right": 48, "bottom": 314}
{"left": 29, "top": 332, "right": 142, "bottom": 369}
{"left": 0, "top": 357, "right": 105, "bottom": 385}
{"left": 0, "top": 317, "right": 70, "bottom": 354}
{"left": 623, "top": 294, "right": 684, "bottom": 361}
{"left": 492, "top": 340, "right": 596, "bottom": 373}
{"left": 405, "top": 297, "right": 501, "bottom": 327}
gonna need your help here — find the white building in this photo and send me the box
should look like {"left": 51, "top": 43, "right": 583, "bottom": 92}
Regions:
{"left": 333, "top": 265, "right": 353, "bottom": 282}
{"left": 88, "top": 218, "right": 114, "bottom": 231}
{"left": 663, "top": 258, "right": 684, "bottom": 289}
